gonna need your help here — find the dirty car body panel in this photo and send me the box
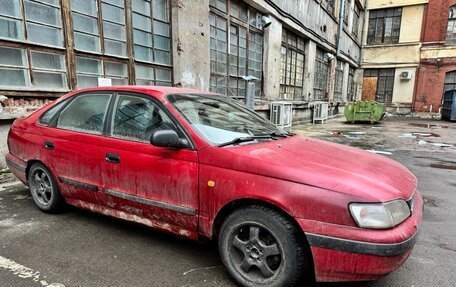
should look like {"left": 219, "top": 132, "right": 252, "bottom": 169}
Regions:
{"left": 6, "top": 86, "right": 423, "bottom": 283}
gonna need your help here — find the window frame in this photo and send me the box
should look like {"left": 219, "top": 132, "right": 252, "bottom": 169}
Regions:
{"left": 334, "top": 61, "right": 344, "bottom": 102}
{"left": 444, "top": 70, "right": 456, "bottom": 92}
{"left": 367, "top": 7, "right": 402, "bottom": 45}
{"left": 352, "top": 3, "right": 360, "bottom": 39}
{"left": 280, "top": 29, "right": 305, "bottom": 101}
{"left": 347, "top": 66, "right": 355, "bottom": 102}
{"left": 209, "top": 0, "right": 264, "bottom": 99}
{"left": 314, "top": 48, "right": 329, "bottom": 101}
{"left": 0, "top": 44, "right": 69, "bottom": 90}
{"left": 0, "top": 0, "right": 64, "bottom": 47}
{"left": 446, "top": 6, "right": 456, "bottom": 45}
{"left": 363, "top": 68, "right": 395, "bottom": 103}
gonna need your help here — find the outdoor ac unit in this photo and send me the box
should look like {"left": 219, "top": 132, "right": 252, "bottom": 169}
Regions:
{"left": 400, "top": 71, "right": 412, "bottom": 80}
{"left": 313, "top": 102, "right": 329, "bottom": 124}
{"left": 270, "top": 102, "right": 293, "bottom": 128}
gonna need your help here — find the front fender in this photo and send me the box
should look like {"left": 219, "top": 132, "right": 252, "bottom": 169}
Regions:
{"left": 198, "top": 163, "right": 362, "bottom": 238}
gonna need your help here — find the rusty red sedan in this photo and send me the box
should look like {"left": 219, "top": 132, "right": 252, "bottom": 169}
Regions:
{"left": 6, "top": 86, "right": 422, "bottom": 286}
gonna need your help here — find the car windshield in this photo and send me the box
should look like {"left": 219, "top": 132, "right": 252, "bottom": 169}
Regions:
{"left": 168, "top": 94, "right": 288, "bottom": 146}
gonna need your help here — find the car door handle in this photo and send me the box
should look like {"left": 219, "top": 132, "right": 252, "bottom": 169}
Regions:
{"left": 105, "top": 153, "right": 120, "bottom": 163}
{"left": 44, "top": 141, "right": 54, "bottom": 150}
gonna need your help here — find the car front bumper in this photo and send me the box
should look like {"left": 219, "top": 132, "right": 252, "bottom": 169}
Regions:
{"left": 296, "top": 191, "right": 423, "bottom": 282}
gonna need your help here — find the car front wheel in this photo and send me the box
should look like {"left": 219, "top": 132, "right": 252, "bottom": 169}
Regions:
{"left": 28, "top": 162, "right": 65, "bottom": 213}
{"left": 218, "top": 205, "right": 307, "bottom": 287}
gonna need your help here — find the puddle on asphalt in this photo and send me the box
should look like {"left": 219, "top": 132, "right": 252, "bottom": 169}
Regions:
{"left": 411, "top": 132, "right": 441, "bottom": 137}
{"left": 428, "top": 163, "right": 456, "bottom": 171}
{"left": 348, "top": 142, "right": 375, "bottom": 149}
{"left": 408, "top": 123, "right": 448, "bottom": 129}
{"left": 423, "top": 196, "right": 439, "bottom": 207}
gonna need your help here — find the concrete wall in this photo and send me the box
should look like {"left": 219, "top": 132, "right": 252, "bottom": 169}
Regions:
{"left": 392, "top": 67, "right": 417, "bottom": 103}
{"left": 171, "top": 0, "right": 210, "bottom": 90}
{"left": 367, "top": 0, "right": 428, "bottom": 9}
{"left": 399, "top": 5, "right": 425, "bottom": 43}
{"left": 262, "top": 16, "right": 282, "bottom": 101}
{"left": 363, "top": 44, "right": 421, "bottom": 66}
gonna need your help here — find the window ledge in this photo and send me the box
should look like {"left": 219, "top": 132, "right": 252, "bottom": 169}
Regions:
{"left": 364, "top": 42, "right": 421, "bottom": 48}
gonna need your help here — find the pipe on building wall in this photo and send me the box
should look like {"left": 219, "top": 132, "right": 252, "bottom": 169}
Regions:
{"left": 336, "top": 0, "right": 346, "bottom": 56}
{"left": 359, "top": 0, "right": 368, "bottom": 66}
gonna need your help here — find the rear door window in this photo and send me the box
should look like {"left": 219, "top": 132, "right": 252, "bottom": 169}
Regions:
{"left": 56, "top": 94, "right": 112, "bottom": 135}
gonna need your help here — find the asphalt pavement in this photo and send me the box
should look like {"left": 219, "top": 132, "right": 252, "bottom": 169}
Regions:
{"left": 0, "top": 148, "right": 455, "bottom": 286}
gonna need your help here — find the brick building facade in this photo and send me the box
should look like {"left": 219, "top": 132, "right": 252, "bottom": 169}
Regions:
{"left": 415, "top": 0, "right": 456, "bottom": 113}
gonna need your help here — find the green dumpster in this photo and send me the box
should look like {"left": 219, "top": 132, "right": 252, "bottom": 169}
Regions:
{"left": 344, "top": 101, "right": 386, "bottom": 123}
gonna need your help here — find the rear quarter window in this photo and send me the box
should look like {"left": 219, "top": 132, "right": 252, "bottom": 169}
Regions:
{"left": 38, "top": 100, "right": 68, "bottom": 126}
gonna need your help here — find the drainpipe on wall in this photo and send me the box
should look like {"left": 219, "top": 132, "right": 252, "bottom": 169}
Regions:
{"left": 336, "top": 0, "right": 346, "bottom": 57}
{"left": 359, "top": 0, "right": 368, "bottom": 66}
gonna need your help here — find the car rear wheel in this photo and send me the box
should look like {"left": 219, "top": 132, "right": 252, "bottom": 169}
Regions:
{"left": 28, "top": 163, "right": 65, "bottom": 213}
{"left": 218, "top": 205, "right": 307, "bottom": 287}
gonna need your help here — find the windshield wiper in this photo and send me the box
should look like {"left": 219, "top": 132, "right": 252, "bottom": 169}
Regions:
{"left": 217, "top": 135, "right": 275, "bottom": 147}
{"left": 270, "top": 131, "right": 295, "bottom": 137}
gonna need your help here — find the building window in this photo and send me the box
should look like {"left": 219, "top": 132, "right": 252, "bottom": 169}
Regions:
{"left": 76, "top": 56, "right": 102, "bottom": 88}
{"left": 344, "top": 0, "right": 350, "bottom": 24}
{"left": 105, "top": 61, "right": 127, "bottom": 85}
{"left": 101, "top": 0, "right": 126, "bottom": 57}
{"left": 0, "top": 0, "right": 63, "bottom": 47}
{"left": 320, "top": 0, "right": 335, "bottom": 15}
{"left": 367, "top": 8, "right": 402, "bottom": 45}
{"left": 446, "top": 6, "right": 456, "bottom": 44}
{"left": 0, "top": 46, "right": 29, "bottom": 87}
{"left": 71, "top": 0, "right": 128, "bottom": 56}
{"left": 132, "top": 0, "right": 171, "bottom": 65}
{"left": 31, "top": 51, "right": 67, "bottom": 89}
{"left": 364, "top": 68, "right": 395, "bottom": 103}
{"left": 314, "top": 49, "right": 329, "bottom": 101}
{"left": 76, "top": 56, "right": 129, "bottom": 88}
{"left": 444, "top": 71, "right": 456, "bottom": 91}
{"left": 0, "top": 45, "right": 67, "bottom": 89}
{"left": 209, "top": 0, "right": 264, "bottom": 98}
{"left": 0, "top": 0, "right": 24, "bottom": 41}
{"left": 347, "top": 67, "right": 355, "bottom": 102}
{"left": 135, "top": 64, "right": 172, "bottom": 86}
{"left": 352, "top": 4, "right": 360, "bottom": 39}
{"left": 280, "top": 29, "right": 305, "bottom": 101}
{"left": 334, "top": 61, "right": 344, "bottom": 102}
{"left": 248, "top": 31, "right": 263, "bottom": 98}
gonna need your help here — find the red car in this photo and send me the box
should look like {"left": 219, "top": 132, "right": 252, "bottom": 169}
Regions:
{"left": 6, "top": 86, "right": 422, "bottom": 286}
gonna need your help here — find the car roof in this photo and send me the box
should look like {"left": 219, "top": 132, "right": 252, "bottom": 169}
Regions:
{"left": 73, "top": 85, "right": 219, "bottom": 100}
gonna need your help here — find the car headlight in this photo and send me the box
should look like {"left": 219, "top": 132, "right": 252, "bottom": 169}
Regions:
{"left": 349, "top": 200, "right": 411, "bottom": 229}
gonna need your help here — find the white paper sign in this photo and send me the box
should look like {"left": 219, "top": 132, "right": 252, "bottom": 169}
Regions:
{"left": 98, "top": 78, "right": 112, "bottom": 87}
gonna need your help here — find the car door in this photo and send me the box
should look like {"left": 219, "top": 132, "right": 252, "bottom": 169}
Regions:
{"left": 44, "top": 92, "right": 113, "bottom": 204}
{"left": 98, "top": 93, "right": 199, "bottom": 237}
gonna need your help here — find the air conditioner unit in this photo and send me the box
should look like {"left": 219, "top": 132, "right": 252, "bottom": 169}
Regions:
{"left": 400, "top": 71, "right": 412, "bottom": 80}
{"left": 313, "top": 102, "right": 329, "bottom": 124}
{"left": 270, "top": 102, "right": 293, "bottom": 128}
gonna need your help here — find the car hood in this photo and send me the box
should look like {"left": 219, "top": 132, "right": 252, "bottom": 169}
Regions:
{"left": 200, "top": 136, "right": 417, "bottom": 202}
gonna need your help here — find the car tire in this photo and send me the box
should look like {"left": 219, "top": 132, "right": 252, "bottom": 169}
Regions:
{"left": 218, "top": 205, "right": 307, "bottom": 287}
{"left": 28, "top": 162, "right": 65, "bottom": 213}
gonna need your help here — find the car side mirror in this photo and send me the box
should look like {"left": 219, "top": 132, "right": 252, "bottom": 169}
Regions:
{"left": 150, "top": 129, "right": 187, "bottom": 149}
